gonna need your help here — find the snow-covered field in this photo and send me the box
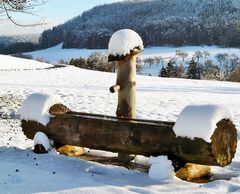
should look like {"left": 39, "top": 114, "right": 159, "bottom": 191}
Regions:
{"left": 26, "top": 43, "right": 240, "bottom": 76}
{"left": 27, "top": 44, "right": 240, "bottom": 64}
{"left": 1, "top": 54, "right": 240, "bottom": 193}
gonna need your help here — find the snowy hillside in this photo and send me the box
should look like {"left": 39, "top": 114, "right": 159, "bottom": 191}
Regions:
{"left": 0, "top": 34, "right": 40, "bottom": 45}
{"left": 1, "top": 54, "right": 240, "bottom": 193}
{"left": 0, "top": 54, "right": 53, "bottom": 70}
{"left": 39, "top": 0, "right": 240, "bottom": 49}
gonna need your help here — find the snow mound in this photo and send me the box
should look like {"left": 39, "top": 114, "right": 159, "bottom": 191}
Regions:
{"left": 0, "top": 54, "right": 53, "bottom": 70}
{"left": 19, "top": 93, "right": 63, "bottom": 126}
{"left": 108, "top": 29, "right": 144, "bottom": 56}
{"left": 173, "top": 104, "right": 233, "bottom": 142}
{"left": 33, "top": 132, "right": 51, "bottom": 151}
{"left": 148, "top": 156, "right": 174, "bottom": 181}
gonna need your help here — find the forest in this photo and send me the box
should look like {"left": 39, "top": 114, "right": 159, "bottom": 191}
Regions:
{"left": 39, "top": 0, "right": 240, "bottom": 49}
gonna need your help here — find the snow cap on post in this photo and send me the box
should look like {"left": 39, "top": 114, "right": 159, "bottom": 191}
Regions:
{"left": 108, "top": 29, "right": 144, "bottom": 61}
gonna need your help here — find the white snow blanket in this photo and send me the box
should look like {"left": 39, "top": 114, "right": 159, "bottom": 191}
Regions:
{"left": 1, "top": 54, "right": 240, "bottom": 194}
{"left": 0, "top": 54, "right": 53, "bottom": 70}
{"left": 173, "top": 104, "right": 233, "bottom": 142}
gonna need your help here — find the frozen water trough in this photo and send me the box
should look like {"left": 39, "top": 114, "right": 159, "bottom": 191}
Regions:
{"left": 20, "top": 29, "right": 237, "bottom": 182}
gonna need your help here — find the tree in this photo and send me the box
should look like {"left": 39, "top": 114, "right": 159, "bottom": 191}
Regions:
{"left": 194, "top": 51, "right": 203, "bottom": 62}
{"left": 215, "top": 53, "right": 229, "bottom": 77}
{"left": 229, "top": 67, "right": 240, "bottom": 82}
{"left": 165, "top": 60, "right": 175, "bottom": 77}
{"left": 0, "top": 0, "right": 47, "bottom": 26}
{"left": 159, "top": 66, "right": 167, "bottom": 77}
{"left": 203, "top": 51, "right": 210, "bottom": 58}
{"left": 202, "top": 60, "right": 220, "bottom": 80}
{"left": 176, "top": 64, "right": 185, "bottom": 78}
{"left": 187, "top": 58, "right": 200, "bottom": 79}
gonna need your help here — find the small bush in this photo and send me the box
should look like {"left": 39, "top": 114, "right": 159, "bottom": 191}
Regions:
{"left": 69, "top": 52, "right": 116, "bottom": 72}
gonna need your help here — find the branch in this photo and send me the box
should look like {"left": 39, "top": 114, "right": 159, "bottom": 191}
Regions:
{"left": 1, "top": 0, "right": 48, "bottom": 27}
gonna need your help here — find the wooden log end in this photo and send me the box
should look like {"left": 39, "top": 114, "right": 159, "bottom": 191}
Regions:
{"left": 175, "top": 163, "right": 211, "bottom": 182}
{"left": 34, "top": 144, "right": 48, "bottom": 154}
{"left": 56, "top": 145, "right": 85, "bottom": 157}
{"left": 49, "top": 104, "right": 71, "bottom": 115}
{"left": 211, "top": 119, "right": 237, "bottom": 167}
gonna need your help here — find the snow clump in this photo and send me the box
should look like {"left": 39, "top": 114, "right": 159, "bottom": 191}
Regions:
{"left": 108, "top": 29, "right": 144, "bottom": 56}
{"left": 20, "top": 93, "right": 63, "bottom": 126}
{"left": 33, "top": 132, "right": 51, "bottom": 151}
{"left": 173, "top": 104, "right": 233, "bottom": 142}
{"left": 148, "top": 156, "right": 174, "bottom": 181}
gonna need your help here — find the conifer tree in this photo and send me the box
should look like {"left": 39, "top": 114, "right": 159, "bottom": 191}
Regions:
{"left": 159, "top": 66, "right": 167, "bottom": 77}
{"left": 187, "top": 58, "right": 200, "bottom": 79}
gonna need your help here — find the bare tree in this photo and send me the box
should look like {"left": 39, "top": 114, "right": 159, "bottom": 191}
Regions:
{"left": 194, "top": 51, "right": 203, "bottom": 62}
{"left": 0, "top": 0, "right": 48, "bottom": 26}
{"left": 203, "top": 51, "right": 210, "bottom": 59}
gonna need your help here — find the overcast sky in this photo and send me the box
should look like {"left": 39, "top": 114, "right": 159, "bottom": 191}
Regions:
{"left": 0, "top": 0, "right": 120, "bottom": 36}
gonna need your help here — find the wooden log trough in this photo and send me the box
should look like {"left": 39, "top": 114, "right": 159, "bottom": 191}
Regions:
{"left": 21, "top": 103, "right": 237, "bottom": 169}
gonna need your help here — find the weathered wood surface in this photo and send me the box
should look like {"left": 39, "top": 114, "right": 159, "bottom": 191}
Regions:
{"left": 21, "top": 112, "right": 237, "bottom": 167}
{"left": 175, "top": 163, "right": 211, "bottom": 182}
{"left": 112, "top": 56, "right": 137, "bottom": 118}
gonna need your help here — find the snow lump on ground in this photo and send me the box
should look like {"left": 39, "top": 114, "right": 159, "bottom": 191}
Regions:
{"left": 108, "top": 29, "right": 144, "bottom": 56}
{"left": 33, "top": 132, "right": 51, "bottom": 151}
{"left": 148, "top": 156, "right": 174, "bottom": 181}
{"left": 173, "top": 104, "right": 233, "bottom": 142}
{"left": 19, "top": 93, "right": 63, "bottom": 126}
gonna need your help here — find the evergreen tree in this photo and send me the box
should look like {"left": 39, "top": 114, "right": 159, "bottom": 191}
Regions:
{"left": 187, "top": 58, "right": 200, "bottom": 79}
{"left": 159, "top": 66, "right": 167, "bottom": 77}
{"left": 165, "top": 60, "right": 175, "bottom": 77}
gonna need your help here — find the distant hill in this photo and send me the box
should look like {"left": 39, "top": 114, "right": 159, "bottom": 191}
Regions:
{"left": 0, "top": 34, "right": 40, "bottom": 54}
{"left": 39, "top": 0, "right": 240, "bottom": 49}
{"left": 0, "top": 34, "right": 40, "bottom": 45}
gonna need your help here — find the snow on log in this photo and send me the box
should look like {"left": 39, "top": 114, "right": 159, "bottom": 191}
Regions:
{"left": 19, "top": 93, "right": 63, "bottom": 126}
{"left": 108, "top": 29, "right": 144, "bottom": 61}
{"left": 173, "top": 104, "right": 237, "bottom": 167}
{"left": 173, "top": 104, "right": 233, "bottom": 142}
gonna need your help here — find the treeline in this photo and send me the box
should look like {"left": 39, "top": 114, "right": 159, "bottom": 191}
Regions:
{"left": 67, "top": 50, "right": 240, "bottom": 83}
{"left": 69, "top": 52, "right": 116, "bottom": 72}
{"left": 0, "top": 42, "right": 40, "bottom": 54}
{"left": 39, "top": 0, "right": 240, "bottom": 49}
{"left": 141, "top": 50, "right": 240, "bottom": 82}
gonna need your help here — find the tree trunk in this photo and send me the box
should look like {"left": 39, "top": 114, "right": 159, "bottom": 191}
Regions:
{"left": 21, "top": 112, "right": 237, "bottom": 167}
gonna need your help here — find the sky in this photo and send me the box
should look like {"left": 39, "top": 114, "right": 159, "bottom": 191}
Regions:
{"left": 0, "top": 0, "right": 120, "bottom": 36}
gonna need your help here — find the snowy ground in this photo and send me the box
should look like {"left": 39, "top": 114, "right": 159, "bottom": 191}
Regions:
{"left": 1, "top": 54, "right": 240, "bottom": 193}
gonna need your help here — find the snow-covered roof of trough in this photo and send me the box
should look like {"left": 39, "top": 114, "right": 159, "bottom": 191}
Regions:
{"left": 19, "top": 93, "right": 63, "bottom": 126}
{"left": 108, "top": 29, "right": 144, "bottom": 59}
{"left": 173, "top": 104, "right": 233, "bottom": 142}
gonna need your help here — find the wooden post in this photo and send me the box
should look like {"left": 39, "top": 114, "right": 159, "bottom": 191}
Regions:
{"left": 109, "top": 49, "right": 141, "bottom": 118}
{"left": 109, "top": 48, "right": 142, "bottom": 161}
